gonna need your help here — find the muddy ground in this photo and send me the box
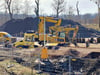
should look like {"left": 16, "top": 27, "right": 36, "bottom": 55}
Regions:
{"left": 0, "top": 43, "right": 100, "bottom": 75}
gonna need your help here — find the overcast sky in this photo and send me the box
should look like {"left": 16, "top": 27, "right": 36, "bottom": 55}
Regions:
{"left": 39, "top": 0, "right": 98, "bottom": 15}
{"left": 0, "top": 0, "right": 98, "bottom": 15}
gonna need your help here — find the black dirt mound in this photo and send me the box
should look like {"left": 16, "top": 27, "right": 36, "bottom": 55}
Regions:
{"left": 84, "top": 52, "right": 100, "bottom": 59}
{"left": 66, "top": 49, "right": 80, "bottom": 57}
{"left": 0, "top": 17, "right": 39, "bottom": 34}
{"left": 0, "top": 17, "right": 100, "bottom": 38}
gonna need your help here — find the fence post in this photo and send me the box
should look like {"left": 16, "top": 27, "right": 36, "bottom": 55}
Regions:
{"left": 69, "top": 56, "right": 71, "bottom": 75}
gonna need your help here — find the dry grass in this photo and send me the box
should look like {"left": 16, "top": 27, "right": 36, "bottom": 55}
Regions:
{"left": 0, "top": 59, "right": 33, "bottom": 75}
{"left": 83, "top": 24, "right": 100, "bottom": 31}
{"left": 0, "top": 59, "right": 48, "bottom": 75}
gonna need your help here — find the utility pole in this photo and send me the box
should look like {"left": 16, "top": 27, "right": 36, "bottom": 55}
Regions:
{"left": 90, "top": 0, "right": 100, "bottom": 28}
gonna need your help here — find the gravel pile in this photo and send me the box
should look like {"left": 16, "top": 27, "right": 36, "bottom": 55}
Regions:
{"left": 0, "top": 17, "right": 100, "bottom": 38}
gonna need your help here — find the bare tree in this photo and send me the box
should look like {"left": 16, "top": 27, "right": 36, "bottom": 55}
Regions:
{"left": 76, "top": 1, "right": 80, "bottom": 17}
{"left": 34, "top": 0, "right": 39, "bottom": 17}
{"left": 90, "top": 0, "right": 100, "bottom": 28}
{"left": 76, "top": 1, "right": 81, "bottom": 23}
{"left": 68, "top": 6, "right": 74, "bottom": 20}
{"left": 12, "top": 0, "right": 21, "bottom": 15}
{"left": 52, "top": 0, "right": 66, "bottom": 18}
{"left": 21, "top": 0, "right": 34, "bottom": 18}
{"left": 24, "top": 0, "right": 30, "bottom": 18}
{"left": 5, "top": 0, "right": 13, "bottom": 20}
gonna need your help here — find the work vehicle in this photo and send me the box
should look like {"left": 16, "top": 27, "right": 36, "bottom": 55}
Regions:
{"left": 0, "top": 32, "right": 16, "bottom": 43}
{"left": 38, "top": 17, "right": 61, "bottom": 42}
{"left": 13, "top": 30, "right": 40, "bottom": 48}
{"left": 49, "top": 25, "right": 79, "bottom": 43}
{"left": 14, "top": 17, "right": 79, "bottom": 48}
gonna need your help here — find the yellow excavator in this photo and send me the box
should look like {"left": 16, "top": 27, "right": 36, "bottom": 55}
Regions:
{"left": 38, "top": 17, "right": 61, "bottom": 42}
{"left": 49, "top": 25, "right": 79, "bottom": 43}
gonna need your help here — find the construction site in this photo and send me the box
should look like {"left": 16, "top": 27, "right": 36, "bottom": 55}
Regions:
{"left": 0, "top": 0, "right": 100, "bottom": 75}
{"left": 0, "top": 16, "right": 99, "bottom": 75}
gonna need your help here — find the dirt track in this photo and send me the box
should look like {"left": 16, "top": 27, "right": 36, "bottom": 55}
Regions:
{"left": 0, "top": 43, "right": 100, "bottom": 59}
{"left": 48, "top": 46, "right": 100, "bottom": 57}
{"left": 48, "top": 43, "right": 100, "bottom": 57}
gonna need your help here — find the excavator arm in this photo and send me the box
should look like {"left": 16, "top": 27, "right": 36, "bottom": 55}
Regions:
{"left": 38, "top": 17, "right": 62, "bottom": 41}
{"left": 39, "top": 17, "right": 61, "bottom": 34}
{"left": 64, "top": 25, "right": 79, "bottom": 40}
{"left": 49, "top": 25, "right": 79, "bottom": 43}
{"left": 39, "top": 17, "right": 61, "bottom": 26}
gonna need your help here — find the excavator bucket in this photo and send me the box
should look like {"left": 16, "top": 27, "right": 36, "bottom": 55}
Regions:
{"left": 41, "top": 47, "right": 48, "bottom": 59}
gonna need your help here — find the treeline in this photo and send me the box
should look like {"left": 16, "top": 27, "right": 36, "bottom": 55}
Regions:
{"left": 0, "top": 0, "right": 98, "bottom": 25}
{"left": 0, "top": 13, "right": 98, "bottom": 26}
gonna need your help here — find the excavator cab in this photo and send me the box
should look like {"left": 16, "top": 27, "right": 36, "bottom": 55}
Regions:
{"left": 48, "top": 29, "right": 66, "bottom": 43}
{"left": 24, "top": 33, "right": 35, "bottom": 42}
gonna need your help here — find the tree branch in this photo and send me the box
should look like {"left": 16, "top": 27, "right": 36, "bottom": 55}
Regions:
{"left": 52, "top": 0, "right": 66, "bottom": 18}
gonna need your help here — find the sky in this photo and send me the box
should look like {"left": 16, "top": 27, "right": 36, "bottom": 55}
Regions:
{"left": 39, "top": 0, "right": 98, "bottom": 15}
{"left": 0, "top": 0, "right": 98, "bottom": 15}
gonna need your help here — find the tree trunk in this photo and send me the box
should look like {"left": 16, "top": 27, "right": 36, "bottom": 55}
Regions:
{"left": 76, "top": 1, "right": 80, "bottom": 17}
{"left": 98, "top": 7, "right": 100, "bottom": 28}
{"left": 35, "top": 0, "right": 39, "bottom": 17}
{"left": 56, "top": 12, "right": 59, "bottom": 18}
{"left": 5, "top": 0, "right": 13, "bottom": 20}
{"left": 56, "top": 8, "right": 59, "bottom": 18}
{"left": 8, "top": 6, "right": 13, "bottom": 20}
{"left": 9, "top": 11, "right": 13, "bottom": 20}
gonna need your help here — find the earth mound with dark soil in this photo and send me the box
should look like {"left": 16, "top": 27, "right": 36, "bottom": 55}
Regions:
{"left": 0, "top": 17, "right": 100, "bottom": 38}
